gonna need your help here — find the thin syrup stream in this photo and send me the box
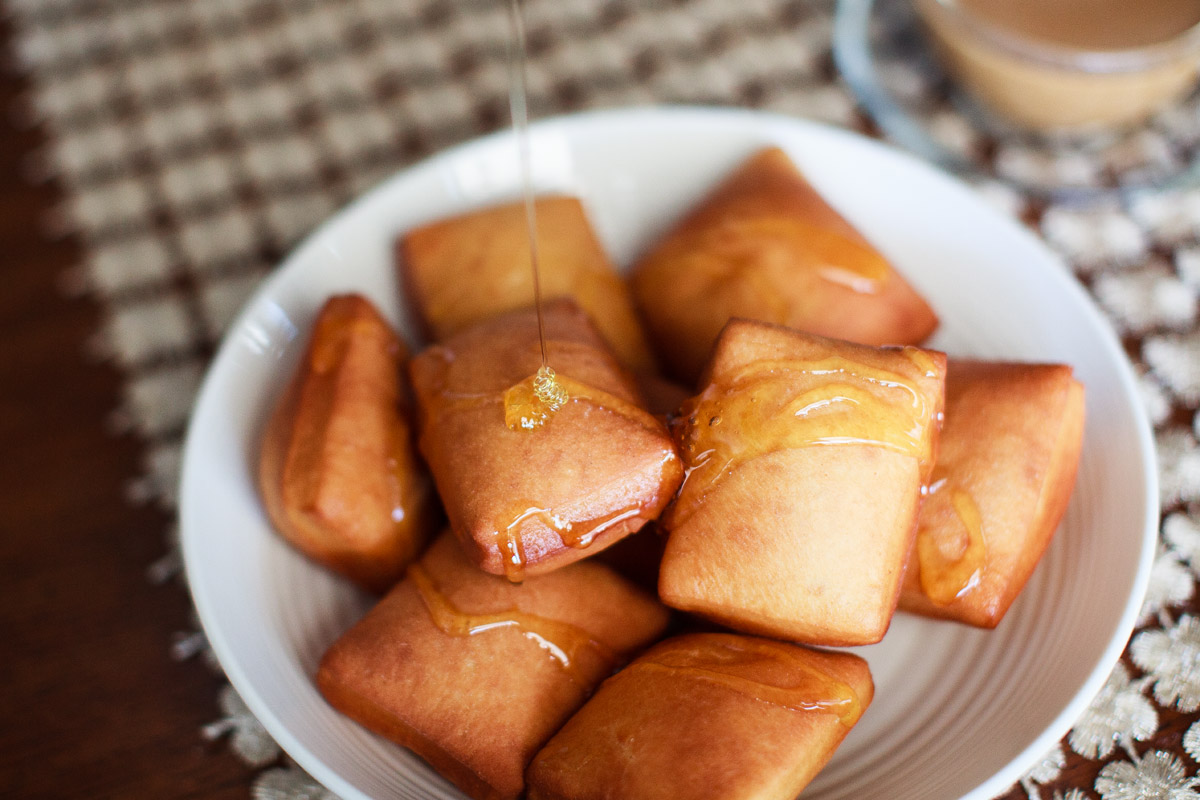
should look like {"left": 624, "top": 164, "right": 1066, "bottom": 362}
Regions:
{"left": 507, "top": 0, "right": 546, "bottom": 366}
{"left": 507, "top": 0, "right": 566, "bottom": 409}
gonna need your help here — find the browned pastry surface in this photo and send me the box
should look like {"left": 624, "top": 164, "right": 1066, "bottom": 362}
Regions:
{"left": 631, "top": 146, "right": 938, "bottom": 383}
{"left": 317, "top": 532, "right": 670, "bottom": 800}
{"left": 900, "top": 359, "right": 1086, "bottom": 626}
{"left": 659, "top": 318, "right": 945, "bottom": 645}
{"left": 409, "top": 300, "right": 682, "bottom": 580}
{"left": 527, "top": 632, "right": 874, "bottom": 800}
{"left": 399, "top": 195, "right": 655, "bottom": 373}
{"left": 259, "top": 294, "right": 436, "bottom": 592}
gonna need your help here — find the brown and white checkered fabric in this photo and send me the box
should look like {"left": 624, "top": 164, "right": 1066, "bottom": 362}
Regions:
{"left": 10, "top": 0, "right": 850, "bottom": 459}
{"left": 6, "top": 0, "right": 1200, "bottom": 798}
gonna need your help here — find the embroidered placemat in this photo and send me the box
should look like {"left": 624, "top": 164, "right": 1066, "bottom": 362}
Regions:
{"left": 5, "top": 0, "right": 1198, "bottom": 798}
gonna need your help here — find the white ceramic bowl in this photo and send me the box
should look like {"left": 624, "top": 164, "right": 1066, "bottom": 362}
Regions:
{"left": 180, "top": 106, "right": 1158, "bottom": 800}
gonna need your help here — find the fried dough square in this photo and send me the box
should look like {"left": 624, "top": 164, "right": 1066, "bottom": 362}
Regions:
{"left": 526, "top": 632, "right": 873, "bottom": 800}
{"left": 658, "top": 318, "right": 946, "bottom": 645}
{"left": 258, "top": 294, "right": 436, "bottom": 592}
{"left": 631, "top": 147, "right": 938, "bottom": 382}
{"left": 408, "top": 300, "right": 683, "bottom": 580}
{"left": 900, "top": 359, "right": 1085, "bottom": 627}
{"left": 317, "top": 532, "right": 670, "bottom": 800}
{"left": 398, "top": 194, "right": 655, "bottom": 373}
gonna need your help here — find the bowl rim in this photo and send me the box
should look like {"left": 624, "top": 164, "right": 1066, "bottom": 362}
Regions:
{"left": 918, "top": 0, "right": 1200, "bottom": 73}
{"left": 179, "top": 104, "right": 1160, "bottom": 800}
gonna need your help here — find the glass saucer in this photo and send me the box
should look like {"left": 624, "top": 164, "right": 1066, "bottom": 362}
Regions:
{"left": 833, "top": 0, "right": 1200, "bottom": 203}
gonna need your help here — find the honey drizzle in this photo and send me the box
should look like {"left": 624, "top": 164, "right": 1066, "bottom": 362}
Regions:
{"left": 894, "top": 345, "right": 940, "bottom": 378}
{"left": 504, "top": 372, "right": 567, "bottom": 431}
{"left": 427, "top": 358, "right": 661, "bottom": 436}
{"left": 506, "top": 504, "right": 644, "bottom": 549}
{"left": 425, "top": 346, "right": 674, "bottom": 581}
{"left": 916, "top": 478, "right": 987, "bottom": 605}
{"left": 496, "top": 525, "right": 528, "bottom": 583}
{"left": 507, "top": 0, "right": 566, "bottom": 411}
{"left": 503, "top": 373, "right": 662, "bottom": 433}
{"left": 495, "top": 483, "right": 665, "bottom": 582}
{"left": 408, "top": 563, "right": 617, "bottom": 685}
{"left": 491, "top": 440, "right": 678, "bottom": 581}
{"left": 671, "top": 350, "right": 935, "bottom": 526}
{"left": 622, "top": 638, "right": 862, "bottom": 727}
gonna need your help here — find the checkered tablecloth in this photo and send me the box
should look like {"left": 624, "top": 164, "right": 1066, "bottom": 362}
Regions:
{"left": 6, "top": 0, "right": 1199, "bottom": 798}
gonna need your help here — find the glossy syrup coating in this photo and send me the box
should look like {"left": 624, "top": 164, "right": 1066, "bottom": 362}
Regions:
{"left": 406, "top": 561, "right": 617, "bottom": 687}
{"left": 398, "top": 194, "right": 656, "bottom": 373}
{"left": 630, "top": 146, "right": 938, "bottom": 383}
{"left": 667, "top": 346, "right": 942, "bottom": 529}
{"left": 526, "top": 632, "right": 873, "bottom": 800}
{"left": 899, "top": 359, "right": 1086, "bottom": 627}
{"left": 408, "top": 300, "right": 683, "bottom": 581}
{"left": 317, "top": 532, "right": 670, "bottom": 800}
{"left": 257, "top": 294, "right": 437, "bottom": 593}
{"left": 658, "top": 318, "right": 946, "bottom": 646}
{"left": 916, "top": 481, "right": 987, "bottom": 606}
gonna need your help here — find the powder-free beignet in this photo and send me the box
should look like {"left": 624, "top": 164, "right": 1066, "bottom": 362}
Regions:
{"left": 659, "top": 319, "right": 945, "bottom": 645}
{"left": 631, "top": 147, "right": 938, "bottom": 382}
{"left": 900, "top": 359, "right": 1085, "bottom": 627}
{"left": 409, "top": 300, "right": 683, "bottom": 580}
{"left": 258, "top": 294, "right": 435, "bottom": 592}
{"left": 526, "top": 633, "right": 873, "bottom": 800}
{"left": 399, "top": 195, "right": 656, "bottom": 373}
{"left": 318, "top": 532, "right": 670, "bottom": 800}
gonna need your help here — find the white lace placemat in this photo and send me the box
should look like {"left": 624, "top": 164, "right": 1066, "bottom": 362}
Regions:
{"left": 5, "top": 0, "right": 1199, "bottom": 798}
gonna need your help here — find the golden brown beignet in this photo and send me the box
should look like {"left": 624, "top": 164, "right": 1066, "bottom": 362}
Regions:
{"left": 631, "top": 146, "right": 939, "bottom": 382}
{"left": 526, "top": 632, "right": 873, "bottom": 800}
{"left": 398, "top": 194, "right": 656, "bottom": 373}
{"left": 899, "top": 359, "right": 1085, "bottom": 627}
{"left": 409, "top": 300, "right": 683, "bottom": 580}
{"left": 317, "top": 532, "right": 670, "bottom": 800}
{"left": 658, "top": 318, "right": 946, "bottom": 645}
{"left": 258, "top": 294, "right": 436, "bottom": 592}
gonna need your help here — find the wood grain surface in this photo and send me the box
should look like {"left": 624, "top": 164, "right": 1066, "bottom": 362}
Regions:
{"left": 0, "top": 23, "right": 254, "bottom": 799}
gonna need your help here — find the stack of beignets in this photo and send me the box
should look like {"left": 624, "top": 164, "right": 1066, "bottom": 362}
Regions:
{"left": 251, "top": 144, "right": 1089, "bottom": 800}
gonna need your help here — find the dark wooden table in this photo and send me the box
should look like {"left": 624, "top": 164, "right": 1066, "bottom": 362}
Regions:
{"left": 0, "top": 30, "right": 254, "bottom": 799}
